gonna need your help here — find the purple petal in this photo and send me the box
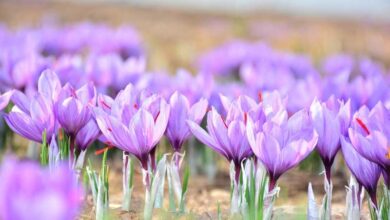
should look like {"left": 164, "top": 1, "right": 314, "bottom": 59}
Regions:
{"left": 5, "top": 109, "right": 42, "bottom": 142}
{"left": 38, "top": 69, "right": 62, "bottom": 101}
{"left": 187, "top": 119, "right": 227, "bottom": 158}
{"left": 166, "top": 92, "right": 190, "bottom": 146}
{"left": 75, "top": 119, "right": 100, "bottom": 151}
{"left": 0, "top": 90, "right": 13, "bottom": 111}
{"left": 188, "top": 98, "right": 208, "bottom": 123}
{"left": 153, "top": 100, "right": 170, "bottom": 146}
{"left": 130, "top": 109, "right": 154, "bottom": 153}
{"left": 76, "top": 82, "right": 96, "bottom": 106}
{"left": 11, "top": 90, "right": 30, "bottom": 114}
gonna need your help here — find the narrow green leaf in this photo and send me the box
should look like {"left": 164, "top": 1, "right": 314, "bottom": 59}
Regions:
{"left": 181, "top": 166, "right": 190, "bottom": 197}
{"left": 40, "top": 130, "right": 48, "bottom": 166}
{"left": 128, "top": 158, "right": 134, "bottom": 189}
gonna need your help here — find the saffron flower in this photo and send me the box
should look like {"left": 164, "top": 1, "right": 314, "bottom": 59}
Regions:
{"left": 187, "top": 100, "right": 255, "bottom": 183}
{"left": 55, "top": 82, "right": 96, "bottom": 137}
{"left": 246, "top": 109, "right": 318, "bottom": 190}
{"left": 94, "top": 88, "right": 170, "bottom": 170}
{"left": 0, "top": 157, "right": 83, "bottom": 220}
{"left": 166, "top": 91, "right": 208, "bottom": 152}
{"left": 348, "top": 102, "right": 390, "bottom": 187}
{"left": 5, "top": 91, "right": 56, "bottom": 143}
{"left": 310, "top": 97, "right": 351, "bottom": 181}
{"left": 341, "top": 136, "right": 381, "bottom": 206}
{"left": 4, "top": 70, "right": 62, "bottom": 143}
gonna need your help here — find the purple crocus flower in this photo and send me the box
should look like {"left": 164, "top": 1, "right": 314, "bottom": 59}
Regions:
{"left": 55, "top": 82, "right": 96, "bottom": 137}
{"left": 166, "top": 92, "right": 208, "bottom": 152}
{"left": 0, "top": 157, "right": 84, "bottom": 220}
{"left": 95, "top": 93, "right": 170, "bottom": 170}
{"left": 310, "top": 97, "right": 351, "bottom": 182}
{"left": 4, "top": 70, "right": 61, "bottom": 143}
{"left": 187, "top": 102, "right": 254, "bottom": 183}
{"left": 348, "top": 102, "right": 390, "bottom": 188}
{"left": 5, "top": 91, "right": 56, "bottom": 143}
{"left": 246, "top": 109, "right": 318, "bottom": 190}
{"left": 75, "top": 119, "right": 100, "bottom": 151}
{"left": 341, "top": 136, "right": 381, "bottom": 206}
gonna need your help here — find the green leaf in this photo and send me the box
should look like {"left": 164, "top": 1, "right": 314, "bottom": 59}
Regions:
{"left": 181, "top": 166, "right": 190, "bottom": 198}
{"left": 179, "top": 166, "right": 190, "bottom": 212}
{"left": 217, "top": 201, "right": 222, "bottom": 220}
{"left": 40, "top": 130, "right": 48, "bottom": 166}
{"left": 128, "top": 158, "right": 134, "bottom": 189}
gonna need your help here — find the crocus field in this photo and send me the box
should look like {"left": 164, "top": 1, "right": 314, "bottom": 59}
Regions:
{"left": 1, "top": 2, "right": 390, "bottom": 220}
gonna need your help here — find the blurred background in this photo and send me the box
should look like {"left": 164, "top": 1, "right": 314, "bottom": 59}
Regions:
{"left": 1, "top": 0, "right": 390, "bottom": 73}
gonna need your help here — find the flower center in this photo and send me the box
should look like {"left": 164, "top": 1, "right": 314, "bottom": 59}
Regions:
{"left": 244, "top": 112, "right": 248, "bottom": 124}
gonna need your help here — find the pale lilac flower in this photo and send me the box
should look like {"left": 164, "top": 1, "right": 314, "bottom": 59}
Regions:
{"left": 348, "top": 102, "right": 390, "bottom": 187}
{"left": 0, "top": 157, "right": 84, "bottom": 220}
{"left": 247, "top": 109, "right": 318, "bottom": 190}
{"left": 95, "top": 90, "right": 170, "bottom": 169}
{"left": 341, "top": 136, "right": 381, "bottom": 206}
{"left": 187, "top": 99, "right": 255, "bottom": 182}
{"left": 166, "top": 92, "right": 208, "bottom": 152}
{"left": 310, "top": 97, "right": 351, "bottom": 181}
{"left": 5, "top": 91, "right": 56, "bottom": 143}
{"left": 55, "top": 82, "right": 96, "bottom": 137}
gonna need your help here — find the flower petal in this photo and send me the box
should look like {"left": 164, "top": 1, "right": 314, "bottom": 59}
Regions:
{"left": 38, "top": 69, "right": 62, "bottom": 101}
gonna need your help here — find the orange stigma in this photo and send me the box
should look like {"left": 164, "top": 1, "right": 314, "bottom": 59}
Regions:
{"left": 244, "top": 112, "right": 248, "bottom": 124}
{"left": 133, "top": 103, "right": 138, "bottom": 109}
{"left": 356, "top": 118, "right": 370, "bottom": 135}
{"left": 58, "top": 130, "right": 64, "bottom": 141}
{"left": 258, "top": 91, "right": 263, "bottom": 103}
{"left": 386, "top": 149, "right": 390, "bottom": 159}
{"left": 95, "top": 145, "right": 114, "bottom": 155}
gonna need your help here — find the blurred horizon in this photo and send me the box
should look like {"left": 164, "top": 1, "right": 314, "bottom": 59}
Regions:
{"left": 36, "top": 0, "right": 390, "bottom": 23}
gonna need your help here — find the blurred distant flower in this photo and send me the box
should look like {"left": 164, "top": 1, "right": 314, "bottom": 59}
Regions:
{"left": 321, "top": 54, "right": 354, "bottom": 76}
{"left": 0, "top": 157, "right": 84, "bottom": 220}
{"left": 0, "top": 50, "right": 48, "bottom": 91}
{"left": 197, "top": 41, "right": 268, "bottom": 76}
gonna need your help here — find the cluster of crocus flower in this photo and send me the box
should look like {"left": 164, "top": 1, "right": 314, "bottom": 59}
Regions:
{"left": 1, "top": 23, "right": 390, "bottom": 220}
{"left": 5, "top": 70, "right": 100, "bottom": 165}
